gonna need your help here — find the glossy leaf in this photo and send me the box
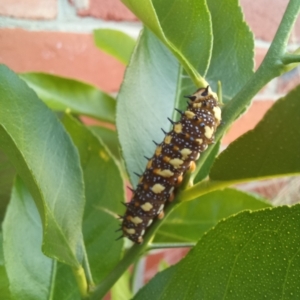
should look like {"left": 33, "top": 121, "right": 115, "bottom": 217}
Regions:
{"left": 63, "top": 115, "right": 124, "bottom": 283}
{"left": 154, "top": 188, "right": 271, "bottom": 243}
{"left": 0, "top": 65, "right": 85, "bottom": 267}
{"left": 206, "top": 0, "right": 254, "bottom": 102}
{"left": 3, "top": 178, "right": 81, "bottom": 300}
{"left": 117, "top": 29, "right": 179, "bottom": 187}
{"left": 20, "top": 72, "right": 116, "bottom": 123}
{"left": 210, "top": 85, "right": 300, "bottom": 182}
{"left": 135, "top": 204, "right": 300, "bottom": 299}
{"left": 121, "top": 0, "right": 212, "bottom": 84}
{"left": 93, "top": 29, "right": 136, "bottom": 65}
{"left": 3, "top": 177, "right": 53, "bottom": 300}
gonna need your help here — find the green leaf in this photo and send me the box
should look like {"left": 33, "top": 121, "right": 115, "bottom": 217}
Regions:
{"left": 0, "top": 65, "right": 85, "bottom": 267}
{"left": 93, "top": 29, "right": 136, "bottom": 65}
{"left": 62, "top": 115, "right": 124, "bottom": 283}
{"left": 111, "top": 270, "right": 132, "bottom": 300}
{"left": 3, "top": 177, "right": 53, "bottom": 300}
{"left": 0, "top": 149, "right": 15, "bottom": 223}
{"left": 121, "top": 0, "right": 212, "bottom": 86}
{"left": 0, "top": 233, "right": 10, "bottom": 300}
{"left": 206, "top": 0, "right": 254, "bottom": 102}
{"left": 210, "top": 85, "right": 300, "bottom": 182}
{"left": 154, "top": 188, "right": 271, "bottom": 243}
{"left": 20, "top": 72, "right": 116, "bottom": 123}
{"left": 3, "top": 177, "right": 81, "bottom": 300}
{"left": 89, "top": 126, "right": 121, "bottom": 160}
{"left": 135, "top": 204, "right": 300, "bottom": 299}
{"left": 117, "top": 28, "right": 179, "bottom": 187}
{"left": 194, "top": 140, "right": 220, "bottom": 183}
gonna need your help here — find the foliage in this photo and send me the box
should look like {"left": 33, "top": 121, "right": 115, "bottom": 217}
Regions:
{"left": 1, "top": 0, "right": 300, "bottom": 299}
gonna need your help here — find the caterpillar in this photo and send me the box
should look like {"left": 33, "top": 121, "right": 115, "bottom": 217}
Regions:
{"left": 118, "top": 85, "right": 221, "bottom": 244}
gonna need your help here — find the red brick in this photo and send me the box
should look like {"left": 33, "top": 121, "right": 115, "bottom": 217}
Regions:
{"left": 0, "top": 0, "right": 57, "bottom": 20}
{"left": 73, "top": 0, "right": 137, "bottom": 21}
{"left": 223, "top": 100, "right": 274, "bottom": 145}
{"left": 0, "top": 28, "right": 125, "bottom": 92}
{"left": 240, "top": 0, "right": 297, "bottom": 42}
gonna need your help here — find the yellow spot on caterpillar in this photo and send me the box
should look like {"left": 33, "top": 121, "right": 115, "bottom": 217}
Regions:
{"left": 174, "top": 123, "right": 182, "bottom": 133}
{"left": 151, "top": 184, "right": 165, "bottom": 194}
{"left": 173, "top": 145, "right": 179, "bottom": 151}
{"left": 141, "top": 202, "right": 153, "bottom": 211}
{"left": 155, "top": 146, "right": 162, "bottom": 156}
{"left": 134, "top": 201, "right": 140, "bottom": 207}
{"left": 185, "top": 110, "right": 195, "bottom": 119}
{"left": 143, "top": 184, "right": 149, "bottom": 190}
{"left": 204, "top": 126, "right": 214, "bottom": 139}
{"left": 99, "top": 150, "right": 109, "bottom": 161}
{"left": 193, "top": 103, "right": 202, "bottom": 108}
{"left": 163, "top": 156, "right": 171, "bottom": 163}
{"left": 189, "top": 161, "right": 196, "bottom": 172}
{"left": 180, "top": 148, "right": 192, "bottom": 160}
{"left": 147, "top": 159, "right": 153, "bottom": 168}
{"left": 213, "top": 106, "right": 222, "bottom": 121}
{"left": 164, "top": 135, "right": 172, "bottom": 144}
{"left": 154, "top": 169, "right": 174, "bottom": 178}
{"left": 131, "top": 216, "right": 143, "bottom": 224}
{"left": 169, "top": 158, "right": 184, "bottom": 168}
{"left": 124, "top": 227, "right": 135, "bottom": 234}
{"left": 177, "top": 174, "right": 183, "bottom": 185}
{"left": 196, "top": 138, "right": 203, "bottom": 145}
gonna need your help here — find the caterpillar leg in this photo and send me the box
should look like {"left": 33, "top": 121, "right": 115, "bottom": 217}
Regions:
{"left": 158, "top": 210, "right": 165, "bottom": 219}
{"left": 189, "top": 161, "right": 196, "bottom": 172}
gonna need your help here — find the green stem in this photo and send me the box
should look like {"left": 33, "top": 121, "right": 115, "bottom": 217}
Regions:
{"left": 189, "top": 0, "right": 300, "bottom": 184}
{"left": 282, "top": 53, "right": 300, "bottom": 64}
{"left": 82, "top": 245, "right": 95, "bottom": 291}
{"left": 72, "top": 266, "right": 89, "bottom": 299}
{"left": 90, "top": 201, "right": 179, "bottom": 300}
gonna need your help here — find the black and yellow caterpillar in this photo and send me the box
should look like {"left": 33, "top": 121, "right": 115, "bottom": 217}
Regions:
{"left": 118, "top": 86, "right": 221, "bottom": 243}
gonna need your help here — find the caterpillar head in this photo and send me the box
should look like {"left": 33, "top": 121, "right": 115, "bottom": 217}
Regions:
{"left": 185, "top": 85, "right": 218, "bottom": 103}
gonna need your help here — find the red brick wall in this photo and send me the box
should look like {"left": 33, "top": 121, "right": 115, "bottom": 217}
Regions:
{"left": 1, "top": 0, "right": 299, "bottom": 141}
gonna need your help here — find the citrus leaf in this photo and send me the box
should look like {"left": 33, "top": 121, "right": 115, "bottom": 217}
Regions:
{"left": 20, "top": 72, "right": 116, "bottom": 123}
{"left": 135, "top": 204, "right": 300, "bottom": 299}
{"left": 3, "top": 177, "right": 54, "bottom": 300}
{"left": 206, "top": 0, "right": 254, "bottom": 102}
{"left": 121, "top": 0, "right": 212, "bottom": 85}
{"left": 0, "top": 65, "right": 85, "bottom": 267}
{"left": 117, "top": 28, "right": 179, "bottom": 187}
{"left": 3, "top": 177, "right": 81, "bottom": 300}
{"left": 210, "top": 85, "right": 300, "bottom": 182}
{"left": 93, "top": 29, "right": 136, "bottom": 65}
{"left": 63, "top": 115, "right": 124, "bottom": 283}
{"left": 154, "top": 188, "right": 271, "bottom": 243}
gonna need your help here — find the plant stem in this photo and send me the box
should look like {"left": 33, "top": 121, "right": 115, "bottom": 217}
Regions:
{"left": 189, "top": 0, "right": 300, "bottom": 185}
{"left": 148, "top": 242, "right": 196, "bottom": 250}
{"left": 90, "top": 202, "right": 179, "bottom": 300}
{"left": 72, "top": 266, "right": 89, "bottom": 299}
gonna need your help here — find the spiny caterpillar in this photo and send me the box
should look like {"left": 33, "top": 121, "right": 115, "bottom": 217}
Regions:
{"left": 117, "top": 86, "right": 221, "bottom": 244}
